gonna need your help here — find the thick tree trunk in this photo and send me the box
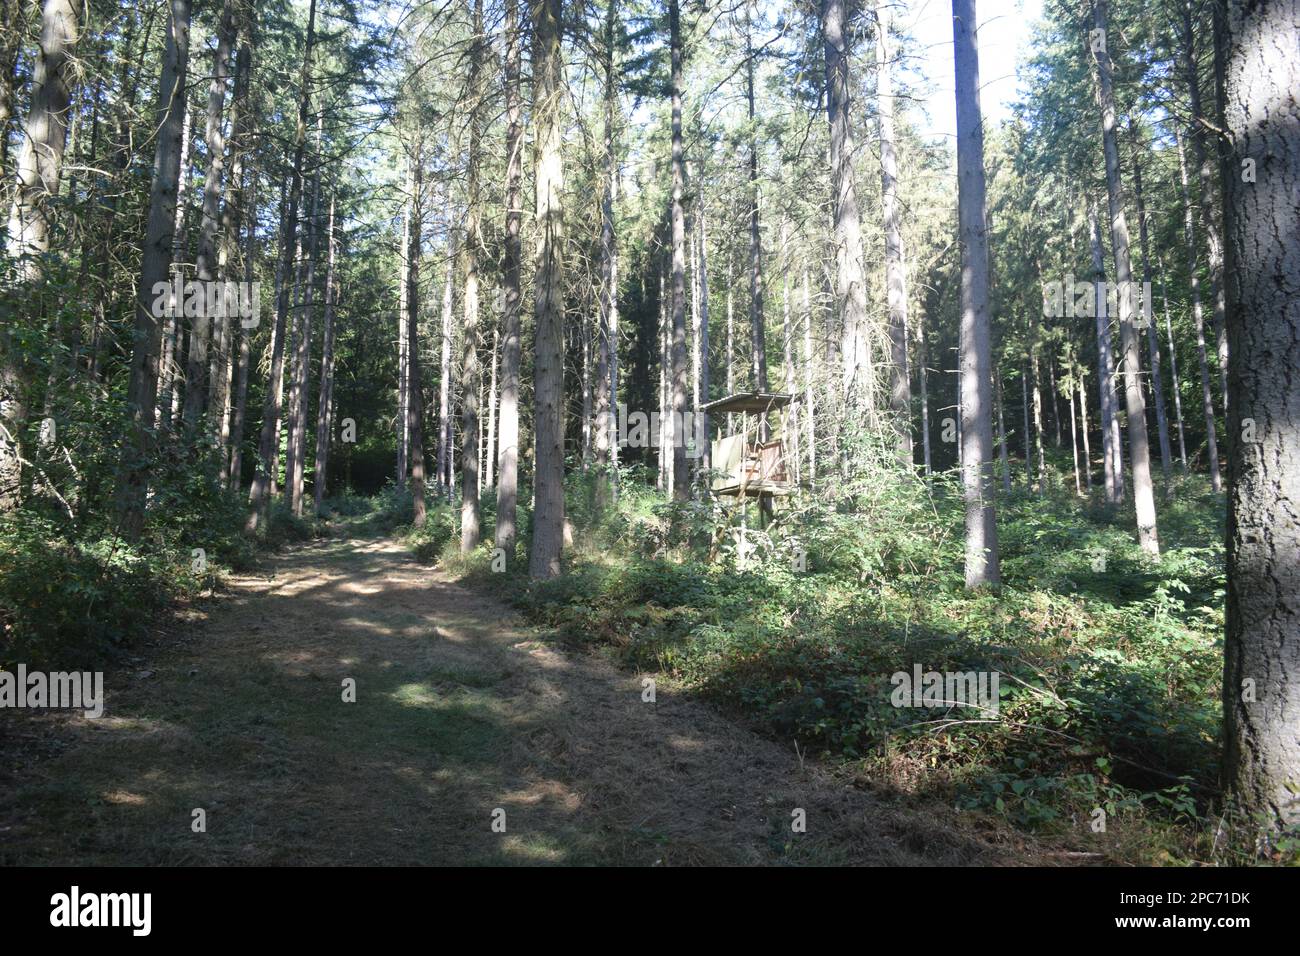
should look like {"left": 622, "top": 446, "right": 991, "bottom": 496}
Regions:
{"left": 953, "top": 0, "right": 999, "bottom": 587}
{"left": 439, "top": 240, "right": 456, "bottom": 499}
{"left": 527, "top": 0, "right": 565, "bottom": 580}
{"left": 116, "top": 0, "right": 191, "bottom": 539}
{"left": 1221, "top": 0, "right": 1300, "bottom": 836}
{"left": 1091, "top": 0, "right": 1159, "bottom": 555}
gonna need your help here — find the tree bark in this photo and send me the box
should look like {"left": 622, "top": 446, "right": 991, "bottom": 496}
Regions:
{"left": 527, "top": 0, "right": 565, "bottom": 579}
{"left": 246, "top": 0, "right": 317, "bottom": 532}
{"left": 822, "top": 0, "right": 872, "bottom": 417}
{"left": 875, "top": 1, "right": 911, "bottom": 462}
{"left": 669, "top": 0, "right": 689, "bottom": 498}
{"left": 953, "top": 0, "right": 999, "bottom": 587}
{"left": 1221, "top": 0, "right": 1300, "bottom": 835}
{"left": 116, "top": 0, "right": 191, "bottom": 539}
{"left": 495, "top": 0, "right": 524, "bottom": 553}
{"left": 1090, "top": 0, "right": 1159, "bottom": 555}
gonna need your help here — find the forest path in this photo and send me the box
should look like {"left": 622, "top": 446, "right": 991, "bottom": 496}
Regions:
{"left": 0, "top": 525, "right": 1023, "bottom": 865}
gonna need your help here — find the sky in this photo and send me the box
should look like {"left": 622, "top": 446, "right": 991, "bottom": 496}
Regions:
{"left": 896, "top": 0, "right": 1045, "bottom": 141}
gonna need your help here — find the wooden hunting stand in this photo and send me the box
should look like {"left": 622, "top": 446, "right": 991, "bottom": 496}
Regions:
{"left": 701, "top": 392, "right": 797, "bottom": 538}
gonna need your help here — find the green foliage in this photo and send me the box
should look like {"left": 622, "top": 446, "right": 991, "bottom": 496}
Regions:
{"left": 493, "top": 471, "right": 1229, "bottom": 859}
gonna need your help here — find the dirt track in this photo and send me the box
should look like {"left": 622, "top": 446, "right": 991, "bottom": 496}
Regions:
{"left": 0, "top": 529, "right": 1024, "bottom": 865}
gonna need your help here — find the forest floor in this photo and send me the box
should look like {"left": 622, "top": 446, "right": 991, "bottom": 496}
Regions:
{"left": 0, "top": 521, "right": 1048, "bottom": 866}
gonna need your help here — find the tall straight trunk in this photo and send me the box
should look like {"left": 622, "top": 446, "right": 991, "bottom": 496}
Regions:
{"left": 1068, "top": 373, "right": 1082, "bottom": 494}
{"left": 802, "top": 269, "right": 817, "bottom": 482}
{"left": 1090, "top": 0, "right": 1159, "bottom": 555}
{"left": 285, "top": 147, "right": 322, "bottom": 517}
{"left": 214, "top": 39, "right": 251, "bottom": 462}
{"left": 246, "top": 0, "right": 317, "bottom": 532}
{"left": 953, "top": 0, "right": 999, "bottom": 587}
{"left": 744, "top": 1, "right": 767, "bottom": 401}
{"left": 158, "top": 103, "right": 191, "bottom": 431}
{"left": 1031, "top": 348, "right": 1046, "bottom": 493}
{"left": 669, "top": 0, "right": 689, "bottom": 498}
{"left": 461, "top": 0, "right": 484, "bottom": 549}
{"left": 117, "top": 0, "right": 191, "bottom": 538}
{"left": 696, "top": 204, "right": 710, "bottom": 473}
{"left": 182, "top": 0, "right": 235, "bottom": 430}
{"left": 1175, "top": 126, "right": 1223, "bottom": 492}
{"left": 1128, "top": 119, "right": 1172, "bottom": 482}
{"left": 495, "top": 0, "right": 524, "bottom": 552}
{"left": 996, "top": 374, "right": 1011, "bottom": 492}
{"left": 1158, "top": 252, "right": 1190, "bottom": 472}
{"left": 485, "top": 325, "right": 498, "bottom": 489}
{"left": 439, "top": 240, "right": 456, "bottom": 498}
{"left": 781, "top": 223, "right": 800, "bottom": 483}
{"left": 918, "top": 303, "right": 931, "bottom": 478}
{"left": 875, "top": 1, "right": 911, "bottom": 461}
{"left": 396, "top": 189, "right": 409, "bottom": 488}
{"left": 408, "top": 161, "right": 427, "bottom": 530}
{"left": 1221, "top": 0, "right": 1300, "bottom": 834}
{"left": 313, "top": 196, "right": 337, "bottom": 513}
{"left": 528, "top": 0, "right": 565, "bottom": 580}
{"left": 1078, "top": 375, "right": 1094, "bottom": 491}
{"left": 1087, "top": 198, "right": 1124, "bottom": 503}
{"left": 658, "top": 272, "right": 669, "bottom": 492}
{"left": 1022, "top": 365, "right": 1032, "bottom": 484}
{"left": 822, "top": 0, "right": 872, "bottom": 415}
{"left": 228, "top": 157, "right": 256, "bottom": 490}
{"left": 593, "top": 0, "right": 620, "bottom": 508}
{"left": 1177, "top": 0, "right": 1230, "bottom": 415}
{"left": 2, "top": 0, "right": 79, "bottom": 511}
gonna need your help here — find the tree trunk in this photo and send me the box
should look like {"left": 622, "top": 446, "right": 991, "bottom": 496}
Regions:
{"left": 527, "top": 0, "right": 565, "bottom": 580}
{"left": 246, "top": 0, "right": 317, "bottom": 532}
{"left": 408, "top": 160, "right": 427, "bottom": 530}
{"left": 1221, "top": 0, "right": 1300, "bottom": 835}
{"left": 1175, "top": 125, "right": 1223, "bottom": 492}
{"left": 953, "top": 0, "right": 999, "bottom": 587}
{"left": 875, "top": 1, "right": 911, "bottom": 462}
{"left": 1090, "top": 0, "right": 1159, "bottom": 555}
{"left": 669, "top": 0, "right": 689, "bottom": 498}
{"left": 1128, "top": 119, "right": 1173, "bottom": 483}
{"left": 182, "top": 0, "right": 235, "bottom": 431}
{"left": 495, "top": 0, "right": 524, "bottom": 553}
{"left": 2, "top": 0, "right": 80, "bottom": 510}
{"left": 594, "top": 0, "right": 619, "bottom": 509}
{"left": 313, "top": 196, "right": 337, "bottom": 513}
{"left": 460, "top": 0, "right": 484, "bottom": 548}
{"left": 1157, "top": 251, "right": 1190, "bottom": 473}
{"left": 116, "top": 0, "right": 191, "bottom": 540}
{"left": 1087, "top": 197, "right": 1124, "bottom": 503}
{"left": 822, "top": 0, "right": 872, "bottom": 416}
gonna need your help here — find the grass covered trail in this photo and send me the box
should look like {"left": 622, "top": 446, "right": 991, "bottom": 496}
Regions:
{"left": 0, "top": 521, "right": 1027, "bottom": 866}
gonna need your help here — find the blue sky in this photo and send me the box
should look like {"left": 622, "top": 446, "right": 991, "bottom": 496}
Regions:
{"left": 896, "top": 0, "right": 1044, "bottom": 140}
